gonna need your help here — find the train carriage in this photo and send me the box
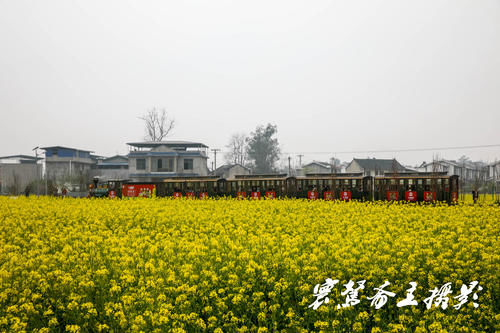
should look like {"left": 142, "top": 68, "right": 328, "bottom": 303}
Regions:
{"left": 162, "top": 176, "right": 221, "bottom": 198}
{"left": 228, "top": 174, "right": 288, "bottom": 199}
{"left": 291, "top": 173, "right": 373, "bottom": 201}
{"left": 104, "top": 172, "right": 459, "bottom": 203}
{"left": 88, "top": 177, "right": 126, "bottom": 198}
{"left": 122, "top": 182, "right": 156, "bottom": 198}
{"left": 374, "top": 172, "right": 459, "bottom": 203}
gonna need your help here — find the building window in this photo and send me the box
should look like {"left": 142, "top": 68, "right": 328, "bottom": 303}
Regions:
{"left": 184, "top": 159, "right": 193, "bottom": 170}
{"left": 167, "top": 159, "right": 174, "bottom": 172}
{"left": 157, "top": 158, "right": 174, "bottom": 172}
{"left": 137, "top": 159, "right": 146, "bottom": 170}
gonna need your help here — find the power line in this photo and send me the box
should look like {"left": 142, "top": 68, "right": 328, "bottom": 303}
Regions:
{"left": 280, "top": 144, "right": 500, "bottom": 155}
{"left": 219, "top": 144, "right": 500, "bottom": 155}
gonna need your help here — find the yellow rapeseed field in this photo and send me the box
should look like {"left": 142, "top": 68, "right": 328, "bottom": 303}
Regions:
{"left": 0, "top": 197, "right": 498, "bottom": 332}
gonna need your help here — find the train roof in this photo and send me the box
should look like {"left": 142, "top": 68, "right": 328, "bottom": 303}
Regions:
{"left": 296, "top": 173, "right": 367, "bottom": 179}
{"left": 228, "top": 177, "right": 287, "bottom": 182}
{"left": 376, "top": 174, "right": 457, "bottom": 179}
{"left": 163, "top": 176, "right": 220, "bottom": 183}
{"left": 384, "top": 171, "right": 449, "bottom": 177}
{"left": 304, "top": 172, "right": 364, "bottom": 177}
{"left": 234, "top": 174, "right": 288, "bottom": 179}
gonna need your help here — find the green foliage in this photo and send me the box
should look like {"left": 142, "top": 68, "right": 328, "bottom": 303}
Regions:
{"left": 246, "top": 124, "right": 280, "bottom": 174}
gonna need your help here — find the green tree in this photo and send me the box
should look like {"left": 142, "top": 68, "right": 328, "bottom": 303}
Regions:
{"left": 246, "top": 124, "right": 280, "bottom": 174}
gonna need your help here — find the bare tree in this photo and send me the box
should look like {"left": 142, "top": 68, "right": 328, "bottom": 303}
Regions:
{"left": 431, "top": 153, "right": 441, "bottom": 194}
{"left": 8, "top": 171, "right": 20, "bottom": 195}
{"left": 140, "top": 108, "right": 175, "bottom": 141}
{"left": 224, "top": 133, "right": 247, "bottom": 165}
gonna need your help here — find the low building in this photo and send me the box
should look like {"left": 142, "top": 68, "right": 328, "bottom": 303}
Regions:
{"left": 42, "top": 146, "right": 94, "bottom": 184}
{"left": 0, "top": 155, "right": 42, "bottom": 194}
{"left": 214, "top": 164, "right": 250, "bottom": 179}
{"left": 91, "top": 155, "right": 129, "bottom": 181}
{"left": 418, "top": 159, "right": 487, "bottom": 183}
{"left": 299, "top": 161, "right": 332, "bottom": 176}
{"left": 346, "top": 158, "right": 409, "bottom": 177}
{"left": 487, "top": 161, "right": 500, "bottom": 183}
{"left": 127, "top": 141, "right": 209, "bottom": 181}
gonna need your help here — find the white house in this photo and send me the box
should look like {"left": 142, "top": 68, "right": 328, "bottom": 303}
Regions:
{"left": 127, "top": 141, "right": 209, "bottom": 181}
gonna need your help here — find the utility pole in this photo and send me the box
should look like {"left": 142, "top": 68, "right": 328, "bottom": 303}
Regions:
{"left": 32, "top": 146, "right": 39, "bottom": 195}
{"left": 330, "top": 157, "right": 334, "bottom": 175}
{"left": 298, "top": 154, "right": 303, "bottom": 168}
{"left": 211, "top": 149, "right": 220, "bottom": 171}
{"left": 288, "top": 156, "right": 291, "bottom": 176}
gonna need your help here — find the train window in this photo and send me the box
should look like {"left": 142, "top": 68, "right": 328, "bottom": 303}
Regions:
{"left": 344, "top": 179, "right": 349, "bottom": 184}
{"left": 390, "top": 179, "right": 396, "bottom": 185}
{"left": 400, "top": 179, "right": 404, "bottom": 185}
{"left": 408, "top": 179, "right": 413, "bottom": 185}
{"left": 418, "top": 179, "right": 422, "bottom": 185}
{"left": 437, "top": 179, "right": 442, "bottom": 184}
{"left": 336, "top": 180, "right": 340, "bottom": 185}
{"left": 444, "top": 179, "right": 449, "bottom": 185}
{"left": 352, "top": 179, "right": 356, "bottom": 186}
{"left": 426, "top": 179, "right": 431, "bottom": 185}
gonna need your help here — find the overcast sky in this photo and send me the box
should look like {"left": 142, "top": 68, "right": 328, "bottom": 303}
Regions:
{"left": 1, "top": 0, "right": 499, "bottom": 168}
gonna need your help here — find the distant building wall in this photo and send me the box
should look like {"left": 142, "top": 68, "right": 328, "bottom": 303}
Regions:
{"left": 45, "top": 160, "right": 93, "bottom": 182}
{"left": 90, "top": 169, "right": 129, "bottom": 182}
{"left": 226, "top": 165, "right": 250, "bottom": 179}
{"left": 217, "top": 165, "right": 250, "bottom": 179}
{"left": 488, "top": 163, "right": 500, "bottom": 182}
{"left": 0, "top": 163, "right": 41, "bottom": 194}
{"left": 346, "top": 159, "right": 405, "bottom": 177}
{"left": 345, "top": 160, "right": 364, "bottom": 174}
{"left": 90, "top": 156, "right": 129, "bottom": 181}
{"left": 418, "top": 161, "right": 488, "bottom": 183}
{"left": 303, "top": 164, "right": 330, "bottom": 175}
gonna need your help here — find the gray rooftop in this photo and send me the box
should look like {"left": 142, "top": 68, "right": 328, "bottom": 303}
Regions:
{"left": 127, "top": 141, "right": 208, "bottom": 149}
{"left": 352, "top": 158, "right": 408, "bottom": 171}
{"left": 0, "top": 154, "right": 42, "bottom": 160}
{"left": 303, "top": 161, "right": 331, "bottom": 169}
{"left": 41, "top": 146, "right": 94, "bottom": 153}
{"left": 214, "top": 163, "right": 250, "bottom": 176}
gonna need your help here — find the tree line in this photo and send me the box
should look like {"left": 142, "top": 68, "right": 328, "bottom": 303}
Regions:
{"left": 224, "top": 124, "right": 280, "bottom": 174}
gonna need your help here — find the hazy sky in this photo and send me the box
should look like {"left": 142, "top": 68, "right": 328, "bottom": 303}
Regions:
{"left": 1, "top": 0, "right": 499, "bottom": 168}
